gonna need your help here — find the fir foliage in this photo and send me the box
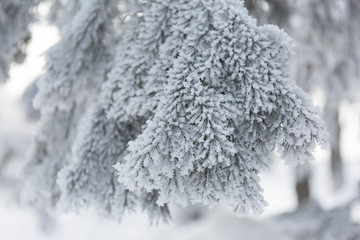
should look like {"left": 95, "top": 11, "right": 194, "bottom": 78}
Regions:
{"left": 22, "top": 0, "right": 328, "bottom": 221}
{"left": 113, "top": 0, "right": 327, "bottom": 215}
{"left": 24, "top": 0, "right": 118, "bottom": 216}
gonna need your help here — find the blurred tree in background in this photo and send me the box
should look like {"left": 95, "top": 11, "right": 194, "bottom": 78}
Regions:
{"left": 246, "top": 0, "right": 360, "bottom": 193}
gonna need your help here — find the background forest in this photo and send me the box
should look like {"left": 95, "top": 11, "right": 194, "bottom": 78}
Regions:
{"left": 0, "top": 0, "right": 359, "bottom": 239}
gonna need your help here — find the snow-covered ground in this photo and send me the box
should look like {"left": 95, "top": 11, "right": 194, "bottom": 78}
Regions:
{"left": 0, "top": 158, "right": 359, "bottom": 240}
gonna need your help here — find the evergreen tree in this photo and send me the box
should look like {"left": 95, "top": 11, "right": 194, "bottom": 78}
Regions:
{"left": 58, "top": 0, "right": 172, "bottom": 222}
{"left": 0, "top": 0, "right": 36, "bottom": 83}
{"left": 115, "top": 0, "right": 327, "bottom": 216}
{"left": 24, "top": 0, "right": 118, "bottom": 217}
{"left": 19, "top": 0, "right": 328, "bottom": 221}
{"left": 246, "top": 0, "right": 360, "bottom": 195}
{"left": 297, "top": 0, "right": 360, "bottom": 189}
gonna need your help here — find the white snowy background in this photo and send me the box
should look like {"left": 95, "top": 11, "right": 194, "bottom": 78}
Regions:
{"left": 0, "top": 7, "right": 360, "bottom": 240}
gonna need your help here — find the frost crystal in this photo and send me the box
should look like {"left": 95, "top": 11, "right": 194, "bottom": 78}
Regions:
{"left": 24, "top": 0, "right": 328, "bottom": 220}
{"left": 113, "top": 0, "right": 328, "bottom": 215}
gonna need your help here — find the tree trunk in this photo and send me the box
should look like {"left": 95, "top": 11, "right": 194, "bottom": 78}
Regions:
{"left": 296, "top": 164, "right": 311, "bottom": 206}
{"left": 325, "top": 103, "right": 344, "bottom": 190}
{"left": 330, "top": 108, "right": 343, "bottom": 189}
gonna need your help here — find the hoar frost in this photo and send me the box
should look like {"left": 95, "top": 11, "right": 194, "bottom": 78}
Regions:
{"left": 111, "top": 0, "right": 328, "bottom": 216}
{"left": 25, "top": 0, "right": 328, "bottom": 221}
